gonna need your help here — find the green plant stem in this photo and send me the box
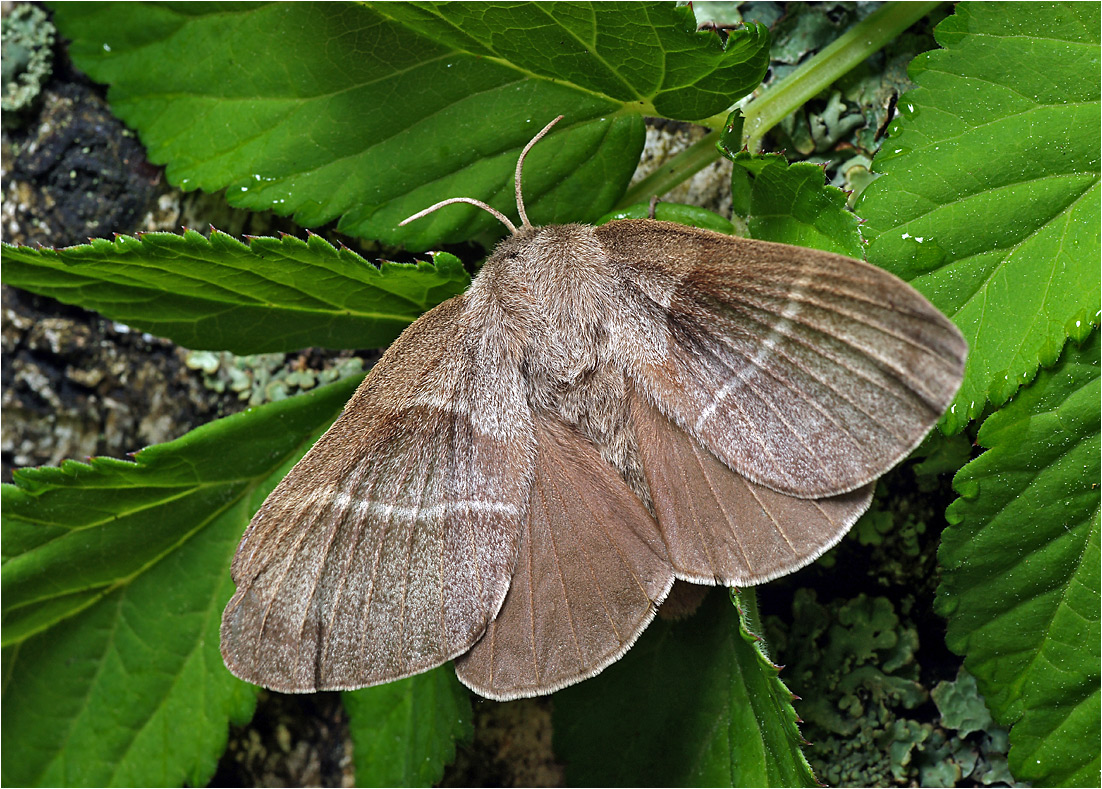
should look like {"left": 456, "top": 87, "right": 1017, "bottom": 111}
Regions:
{"left": 742, "top": 1, "right": 941, "bottom": 152}
{"left": 616, "top": 1, "right": 941, "bottom": 208}
{"left": 618, "top": 127, "right": 723, "bottom": 208}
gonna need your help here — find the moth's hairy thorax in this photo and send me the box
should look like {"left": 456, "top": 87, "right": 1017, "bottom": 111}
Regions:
{"left": 466, "top": 224, "right": 648, "bottom": 498}
{"left": 475, "top": 225, "right": 614, "bottom": 375}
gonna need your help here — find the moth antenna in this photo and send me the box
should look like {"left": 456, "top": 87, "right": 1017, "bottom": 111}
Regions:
{"left": 399, "top": 115, "right": 564, "bottom": 235}
{"left": 399, "top": 197, "right": 518, "bottom": 234}
{"left": 515, "top": 115, "right": 564, "bottom": 228}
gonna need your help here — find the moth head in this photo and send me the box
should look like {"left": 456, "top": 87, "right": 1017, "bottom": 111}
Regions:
{"left": 399, "top": 115, "right": 565, "bottom": 236}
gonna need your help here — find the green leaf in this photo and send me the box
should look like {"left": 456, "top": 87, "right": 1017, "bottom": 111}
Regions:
{"left": 0, "top": 374, "right": 363, "bottom": 786}
{"left": 379, "top": 3, "right": 768, "bottom": 120}
{"left": 553, "top": 589, "right": 816, "bottom": 787}
{"left": 857, "top": 2, "right": 1102, "bottom": 433}
{"left": 937, "top": 331, "right": 1100, "bottom": 787}
{"left": 343, "top": 668, "right": 472, "bottom": 787}
{"left": 0, "top": 231, "right": 469, "bottom": 354}
{"left": 723, "top": 150, "right": 864, "bottom": 257}
{"left": 50, "top": 2, "right": 769, "bottom": 249}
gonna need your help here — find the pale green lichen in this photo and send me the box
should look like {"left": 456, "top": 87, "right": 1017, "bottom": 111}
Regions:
{"left": 2, "top": 4, "right": 55, "bottom": 116}
{"left": 185, "top": 350, "right": 363, "bottom": 406}
{"left": 768, "top": 589, "right": 1020, "bottom": 787}
{"left": 886, "top": 689, "right": 1016, "bottom": 788}
{"left": 779, "top": 90, "right": 868, "bottom": 156}
{"left": 928, "top": 668, "right": 1017, "bottom": 787}
{"left": 854, "top": 493, "right": 927, "bottom": 562}
{"left": 816, "top": 478, "right": 935, "bottom": 585}
{"left": 768, "top": 591, "right": 927, "bottom": 787}
{"left": 838, "top": 154, "right": 878, "bottom": 208}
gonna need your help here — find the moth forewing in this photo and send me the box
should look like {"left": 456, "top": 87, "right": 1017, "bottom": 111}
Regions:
{"left": 597, "top": 219, "right": 967, "bottom": 499}
{"left": 220, "top": 296, "right": 535, "bottom": 692}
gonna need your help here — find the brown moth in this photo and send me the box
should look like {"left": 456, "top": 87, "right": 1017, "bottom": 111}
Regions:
{"left": 220, "top": 116, "right": 967, "bottom": 701}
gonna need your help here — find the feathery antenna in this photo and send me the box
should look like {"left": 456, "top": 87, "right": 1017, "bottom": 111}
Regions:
{"left": 399, "top": 115, "right": 564, "bottom": 235}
